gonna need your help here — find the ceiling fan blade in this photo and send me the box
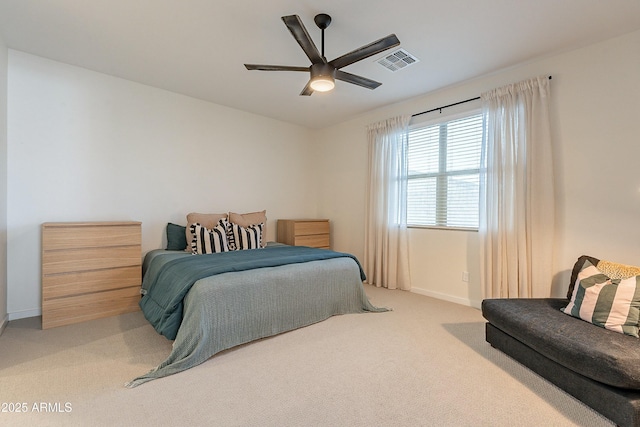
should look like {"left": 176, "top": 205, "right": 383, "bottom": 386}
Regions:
{"left": 299, "top": 81, "right": 314, "bottom": 96}
{"left": 244, "top": 64, "right": 309, "bottom": 72}
{"left": 281, "top": 15, "right": 325, "bottom": 64}
{"left": 335, "top": 70, "right": 382, "bottom": 90}
{"left": 329, "top": 34, "right": 400, "bottom": 69}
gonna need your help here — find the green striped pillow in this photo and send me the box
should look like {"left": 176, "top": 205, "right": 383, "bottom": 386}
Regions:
{"left": 562, "top": 260, "right": 640, "bottom": 337}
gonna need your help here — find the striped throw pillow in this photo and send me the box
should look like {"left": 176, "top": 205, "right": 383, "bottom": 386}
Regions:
{"left": 562, "top": 260, "right": 640, "bottom": 337}
{"left": 229, "top": 222, "right": 263, "bottom": 251}
{"left": 190, "top": 220, "right": 230, "bottom": 254}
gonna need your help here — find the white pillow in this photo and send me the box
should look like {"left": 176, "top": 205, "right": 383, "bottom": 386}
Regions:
{"left": 184, "top": 212, "right": 228, "bottom": 252}
{"left": 229, "top": 222, "right": 263, "bottom": 251}
{"left": 190, "top": 220, "right": 230, "bottom": 254}
{"left": 229, "top": 210, "right": 267, "bottom": 248}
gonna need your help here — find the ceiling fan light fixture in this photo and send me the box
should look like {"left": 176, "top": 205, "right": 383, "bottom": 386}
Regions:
{"left": 310, "top": 76, "right": 335, "bottom": 92}
{"left": 309, "top": 63, "right": 336, "bottom": 92}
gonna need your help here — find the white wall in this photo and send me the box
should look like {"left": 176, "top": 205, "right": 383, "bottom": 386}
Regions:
{"left": 7, "top": 51, "right": 315, "bottom": 319}
{"left": 314, "top": 29, "right": 640, "bottom": 307}
{"left": 0, "top": 35, "right": 8, "bottom": 332}
{"left": 7, "top": 30, "right": 640, "bottom": 319}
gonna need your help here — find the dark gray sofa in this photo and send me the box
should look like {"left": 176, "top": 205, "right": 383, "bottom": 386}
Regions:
{"left": 482, "top": 255, "right": 640, "bottom": 425}
{"left": 482, "top": 297, "right": 640, "bottom": 426}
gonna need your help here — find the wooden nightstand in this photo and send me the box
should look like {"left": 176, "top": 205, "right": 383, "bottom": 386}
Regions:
{"left": 276, "top": 219, "right": 330, "bottom": 249}
{"left": 41, "top": 221, "right": 142, "bottom": 329}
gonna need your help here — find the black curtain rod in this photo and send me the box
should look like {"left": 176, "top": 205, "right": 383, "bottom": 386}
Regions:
{"left": 412, "top": 97, "right": 480, "bottom": 117}
{"left": 412, "top": 75, "right": 552, "bottom": 118}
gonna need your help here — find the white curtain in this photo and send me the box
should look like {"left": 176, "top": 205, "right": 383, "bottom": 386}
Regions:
{"left": 364, "top": 115, "right": 412, "bottom": 290}
{"left": 479, "top": 76, "right": 554, "bottom": 299}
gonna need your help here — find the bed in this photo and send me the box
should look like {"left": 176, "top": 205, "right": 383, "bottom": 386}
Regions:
{"left": 126, "top": 242, "right": 388, "bottom": 387}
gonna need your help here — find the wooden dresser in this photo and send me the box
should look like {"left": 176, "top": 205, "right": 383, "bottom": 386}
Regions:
{"left": 276, "top": 219, "right": 330, "bottom": 249}
{"left": 41, "top": 221, "right": 142, "bottom": 329}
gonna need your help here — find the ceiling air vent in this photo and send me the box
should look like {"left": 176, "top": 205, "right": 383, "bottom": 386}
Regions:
{"left": 376, "top": 48, "right": 419, "bottom": 72}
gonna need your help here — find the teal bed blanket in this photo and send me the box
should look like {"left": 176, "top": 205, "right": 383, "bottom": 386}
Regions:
{"left": 139, "top": 244, "right": 367, "bottom": 340}
{"left": 128, "top": 244, "right": 388, "bottom": 387}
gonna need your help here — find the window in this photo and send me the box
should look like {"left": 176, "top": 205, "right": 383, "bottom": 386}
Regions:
{"left": 407, "top": 112, "right": 483, "bottom": 229}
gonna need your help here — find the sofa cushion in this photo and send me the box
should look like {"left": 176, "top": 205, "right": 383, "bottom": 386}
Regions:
{"left": 482, "top": 298, "right": 640, "bottom": 389}
{"left": 563, "top": 260, "right": 640, "bottom": 337}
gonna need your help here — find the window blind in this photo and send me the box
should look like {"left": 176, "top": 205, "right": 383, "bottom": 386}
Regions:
{"left": 407, "top": 113, "right": 483, "bottom": 229}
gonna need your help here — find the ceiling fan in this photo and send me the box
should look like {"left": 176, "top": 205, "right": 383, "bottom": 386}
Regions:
{"left": 244, "top": 14, "right": 400, "bottom": 96}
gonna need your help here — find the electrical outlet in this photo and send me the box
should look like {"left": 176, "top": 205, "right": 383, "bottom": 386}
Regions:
{"left": 462, "top": 271, "right": 469, "bottom": 282}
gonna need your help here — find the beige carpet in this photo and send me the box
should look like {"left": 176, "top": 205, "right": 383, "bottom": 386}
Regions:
{"left": 0, "top": 285, "right": 613, "bottom": 426}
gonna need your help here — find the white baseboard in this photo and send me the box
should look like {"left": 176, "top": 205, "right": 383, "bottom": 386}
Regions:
{"left": 8, "top": 307, "right": 41, "bottom": 321}
{"left": 410, "top": 287, "right": 482, "bottom": 310}
{"left": 0, "top": 313, "right": 7, "bottom": 335}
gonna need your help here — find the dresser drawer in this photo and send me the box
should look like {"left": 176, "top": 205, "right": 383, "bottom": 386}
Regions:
{"left": 294, "top": 220, "right": 330, "bottom": 236}
{"left": 42, "top": 223, "right": 141, "bottom": 250}
{"left": 42, "top": 286, "right": 141, "bottom": 329}
{"left": 42, "top": 265, "right": 141, "bottom": 300}
{"left": 295, "top": 234, "right": 330, "bottom": 248}
{"left": 42, "top": 245, "right": 142, "bottom": 275}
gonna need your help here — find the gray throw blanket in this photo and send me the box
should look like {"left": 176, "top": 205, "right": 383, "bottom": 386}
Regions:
{"left": 139, "top": 245, "right": 368, "bottom": 340}
{"left": 127, "top": 249, "right": 388, "bottom": 387}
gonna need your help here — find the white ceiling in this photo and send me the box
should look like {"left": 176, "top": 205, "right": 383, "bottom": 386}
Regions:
{"left": 1, "top": 0, "right": 640, "bottom": 129}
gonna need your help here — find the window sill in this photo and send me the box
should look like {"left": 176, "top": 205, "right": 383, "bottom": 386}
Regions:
{"left": 407, "top": 225, "right": 478, "bottom": 232}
